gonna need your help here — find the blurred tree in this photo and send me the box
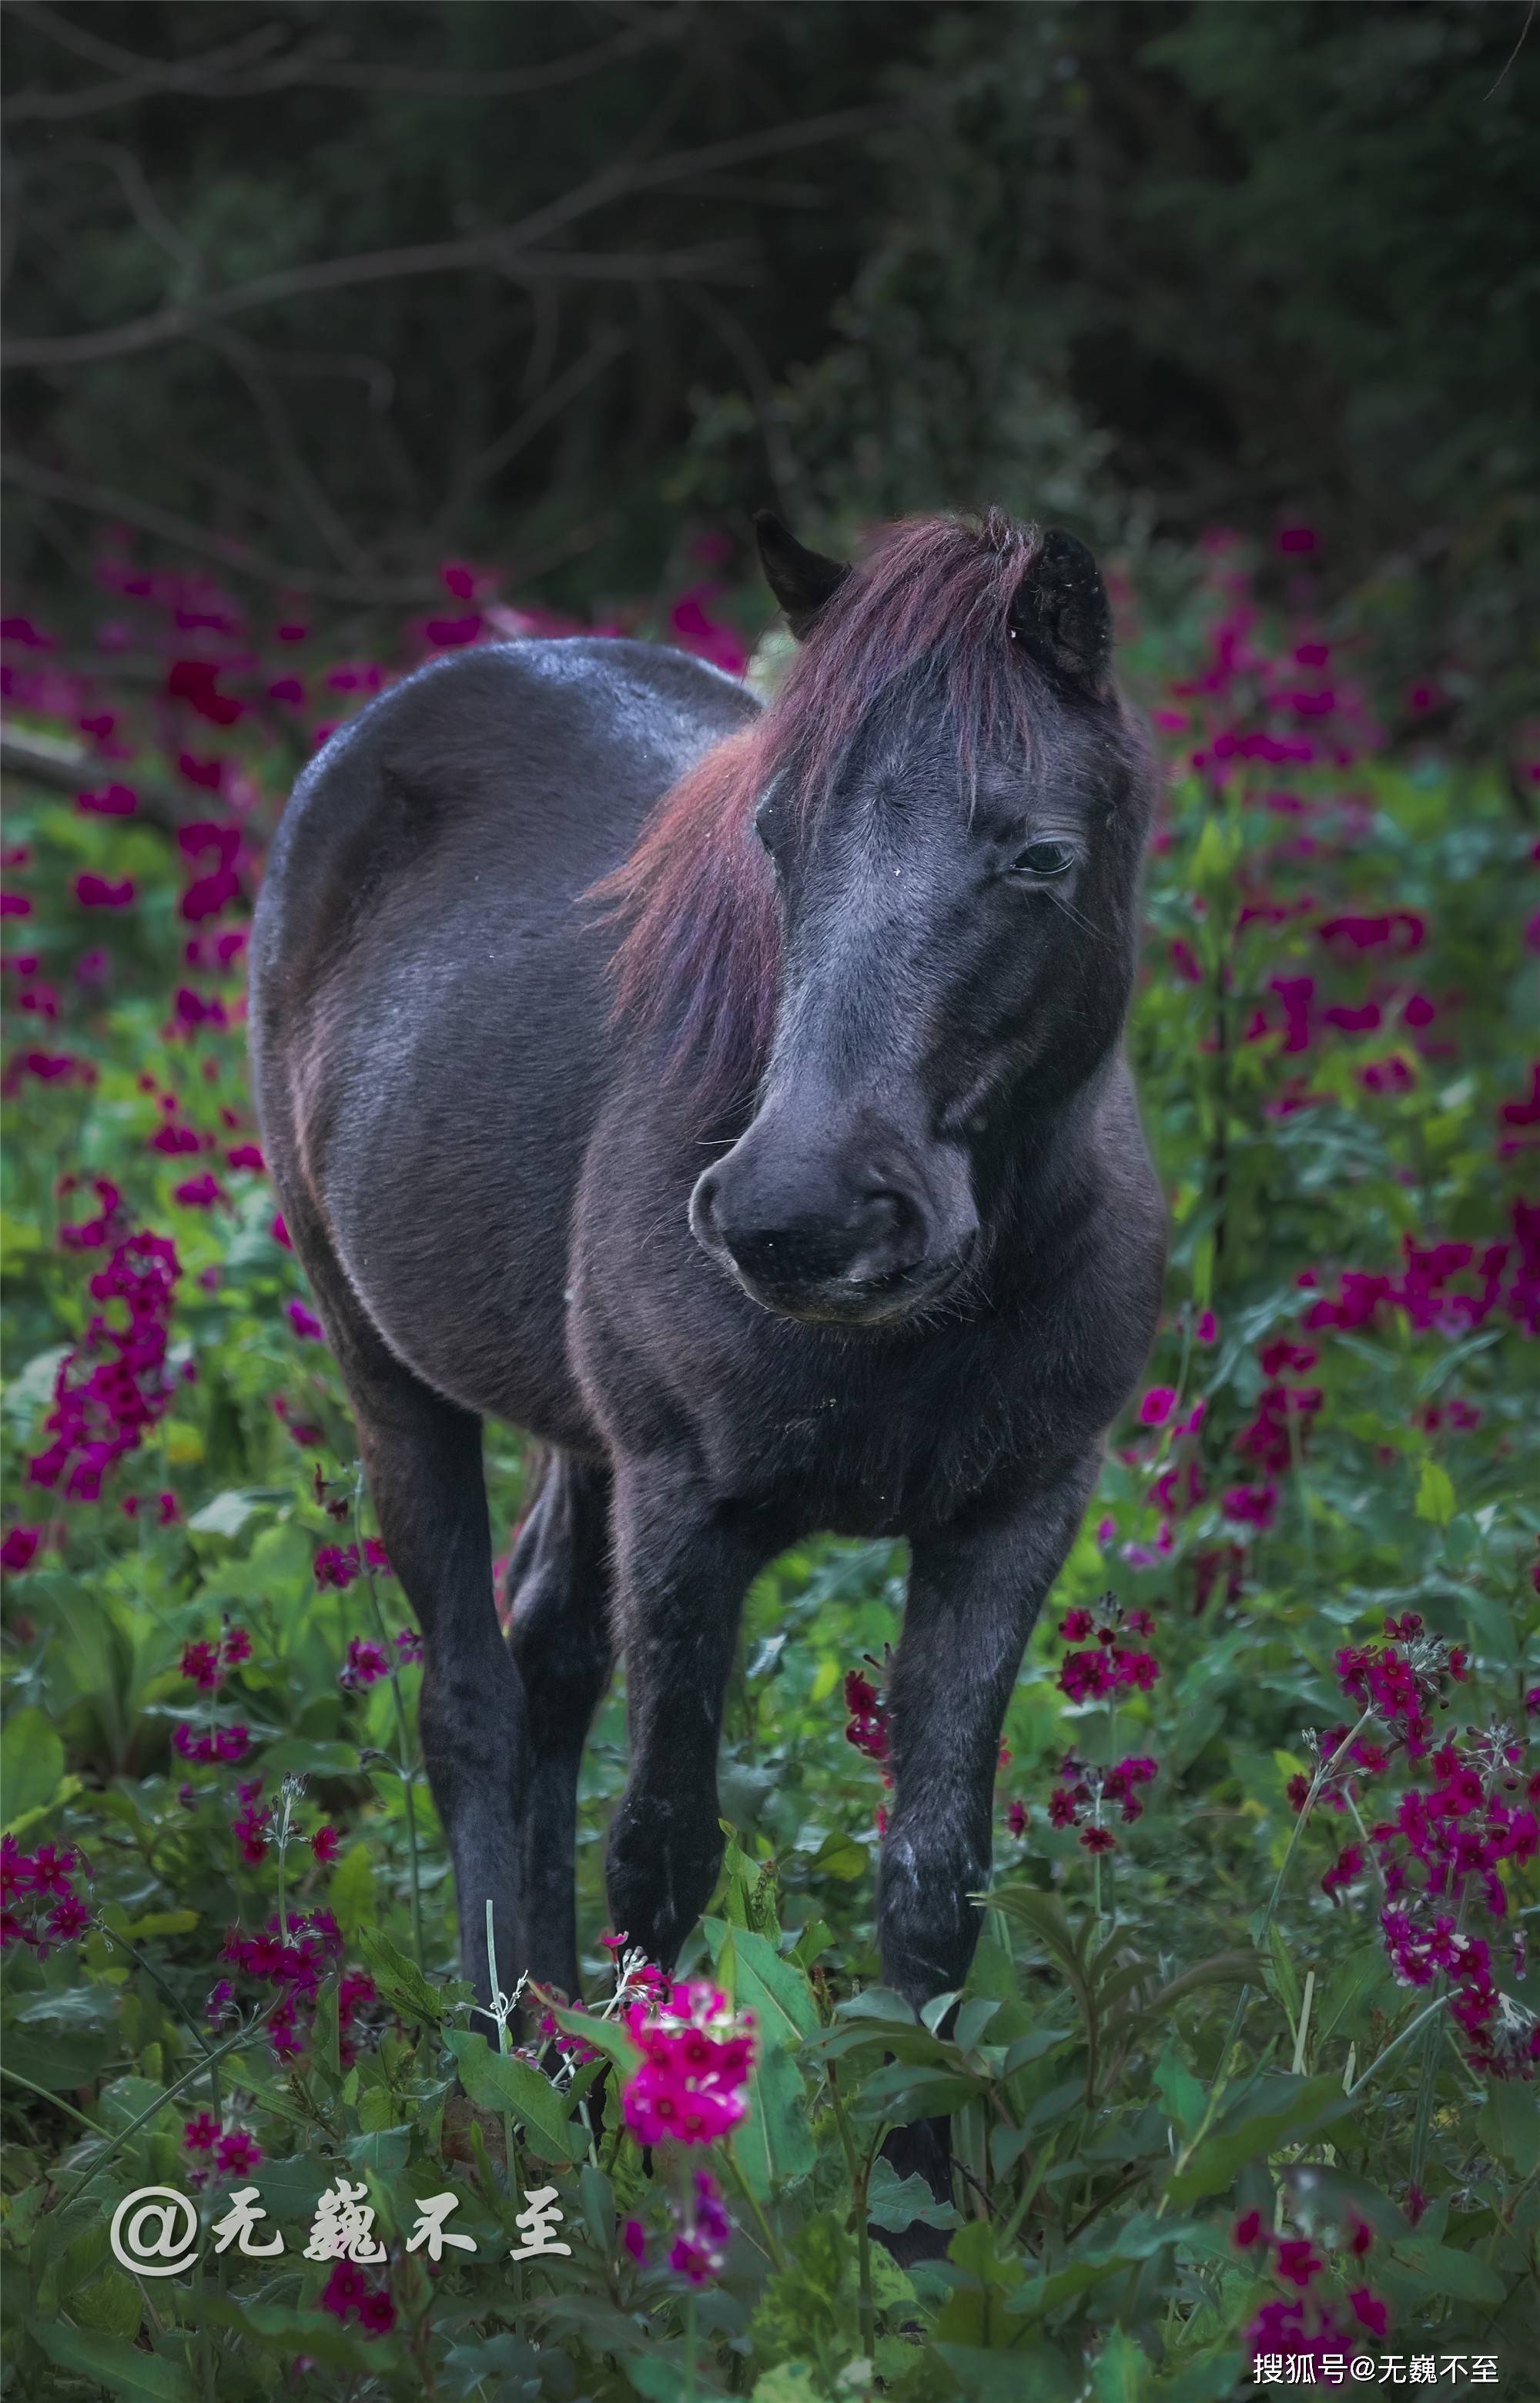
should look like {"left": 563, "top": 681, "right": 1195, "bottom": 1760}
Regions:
{"left": 3, "top": 0, "right": 1535, "bottom": 722}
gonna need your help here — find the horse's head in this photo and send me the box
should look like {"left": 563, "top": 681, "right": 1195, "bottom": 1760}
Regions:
{"left": 689, "top": 511, "right": 1155, "bottom": 1327}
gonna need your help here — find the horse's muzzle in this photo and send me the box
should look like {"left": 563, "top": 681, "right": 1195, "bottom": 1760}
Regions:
{"left": 688, "top": 1131, "right": 977, "bottom": 1326}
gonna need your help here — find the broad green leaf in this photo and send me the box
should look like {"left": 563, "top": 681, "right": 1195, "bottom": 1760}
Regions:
{"left": 1166, "top": 2075, "right": 1355, "bottom": 2204}
{"left": 865, "top": 2156, "right": 959, "bottom": 2233}
{"left": 444, "top": 2030, "right": 587, "bottom": 2161}
{"left": 1414, "top": 1457, "right": 1456, "bottom": 1527}
{"left": 30, "top": 2324, "right": 193, "bottom": 2401}
{"left": 356, "top": 1925, "right": 449, "bottom": 2026}
{"left": 1, "top": 1708, "right": 64, "bottom": 1828}
{"left": 540, "top": 1996, "right": 641, "bottom": 2079}
{"left": 708, "top": 1918, "right": 819, "bottom": 2192}
{"left": 328, "top": 1842, "right": 376, "bottom": 1940}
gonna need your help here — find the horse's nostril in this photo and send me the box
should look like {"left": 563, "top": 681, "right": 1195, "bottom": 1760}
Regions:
{"left": 854, "top": 1188, "right": 904, "bottom": 1238}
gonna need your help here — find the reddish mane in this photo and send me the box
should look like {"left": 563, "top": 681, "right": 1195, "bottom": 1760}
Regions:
{"left": 593, "top": 509, "right": 1043, "bottom": 1115}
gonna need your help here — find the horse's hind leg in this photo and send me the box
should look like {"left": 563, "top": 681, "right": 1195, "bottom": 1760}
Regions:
{"left": 505, "top": 1452, "right": 614, "bottom": 1999}
{"left": 290, "top": 1223, "right": 527, "bottom": 2004}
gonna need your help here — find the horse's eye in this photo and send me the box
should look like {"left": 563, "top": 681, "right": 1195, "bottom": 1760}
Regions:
{"left": 1011, "top": 841, "right": 1075, "bottom": 880}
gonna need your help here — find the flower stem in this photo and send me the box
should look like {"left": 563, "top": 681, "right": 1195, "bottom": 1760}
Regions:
{"left": 354, "top": 1474, "right": 425, "bottom": 1967}
{"left": 1218, "top": 1706, "right": 1378, "bottom": 2066}
{"left": 1348, "top": 1993, "right": 1447, "bottom": 2099}
{"left": 825, "top": 2066, "right": 875, "bottom": 2360}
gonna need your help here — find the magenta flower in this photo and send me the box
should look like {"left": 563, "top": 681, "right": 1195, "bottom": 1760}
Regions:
{"left": 181, "top": 1639, "right": 223, "bottom": 1690}
{"left": 843, "top": 1665, "right": 890, "bottom": 1765}
{"left": 222, "top": 1626, "right": 251, "bottom": 1668}
{"left": 310, "top": 1825, "right": 341, "bottom": 1866}
{"left": 183, "top": 2111, "right": 219, "bottom": 2153}
{"left": 340, "top": 1637, "right": 390, "bottom": 1689}
{"left": 0, "top": 1527, "right": 40, "bottom": 1573}
{"left": 621, "top": 1979, "right": 756, "bottom": 2148}
{"left": 46, "top": 1893, "right": 91, "bottom": 1942}
{"left": 74, "top": 873, "right": 136, "bottom": 910}
{"left": 320, "top": 2261, "right": 368, "bottom": 2321}
{"left": 314, "top": 1544, "right": 360, "bottom": 1590}
{"left": 286, "top": 1299, "right": 325, "bottom": 1342}
{"left": 214, "top": 2129, "right": 262, "bottom": 2178}
{"left": 26, "top": 1844, "right": 79, "bottom": 1898}
{"left": 1138, "top": 1386, "right": 1176, "bottom": 1427}
{"left": 172, "top": 1172, "right": 223, "bottom": 1208}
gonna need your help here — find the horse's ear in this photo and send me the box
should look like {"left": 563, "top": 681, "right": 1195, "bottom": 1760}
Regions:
{"left": 1009, "top": 529, "right": 1113, "bottom": 694}
{"left": 754, "top": 511, "right": 850, "bottom": 640}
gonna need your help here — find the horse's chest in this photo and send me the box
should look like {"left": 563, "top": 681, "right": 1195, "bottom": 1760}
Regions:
{"left": 735, "top": 1355, "right": 1021, "bottom": 1538}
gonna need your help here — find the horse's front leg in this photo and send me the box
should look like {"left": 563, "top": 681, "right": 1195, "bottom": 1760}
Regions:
{"left": 877, "top": 1453, "right": 1102, "bottom": 2209}
{"left": 604, "top": 1461, "right": 776, "bottom": 1971}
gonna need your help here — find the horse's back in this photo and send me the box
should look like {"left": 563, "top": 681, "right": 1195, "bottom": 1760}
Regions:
{"left": 249, "top": 636, "right": 755, "bottom": 1433}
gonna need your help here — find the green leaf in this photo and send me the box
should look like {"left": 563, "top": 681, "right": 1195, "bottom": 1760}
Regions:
{"left": 1166, "top": 2075, "right": 1355, "bottom": 2204}
{"left": 2, "top": 1708, "right": 65, "bottom": 1828}
{"left": 343, "top": 2123, "right": 413, "bottom": 2182}
{"left": 30, "top": 2324, "right": 193, "bottom": 2401}
{"left": 540, "top": 1996, "right": 641, "bottom": 2079}
{"left": 1153, "top": 2043, "right": 1206, "bottom": 2140}
{"left": 329, "top": 1842, "right": 376, "bottom": 1940}
{"left": 707, "top": 1918, "right": 819, "bottom": 2194}
{"left": 1414, "top": 1456, "right": 1456, "bottom": 1527}
{"left": 1478, "top": 2081, "right": 1540, "bottom": 2176}
{"left": 69, "top": 2267, "right": 142, "bottom": 2340}
{"left": 865, "top": 2156, "right": 959, "bottom": 2233}
{"left": 808, "top": 1829, "right": 867, "bottom": 1882}
{"left": 1389, "top": 2237, "right": 1505, "bottom": 2305}
{"left": 3, "top": 1344, "right": 70, "bottom": 1435}
{"left": 1093, "top": 2328, "right": 1152, "bottom": 2402}
{"left": 259, "top": 1736, "right": 361, "bottom": 1778}
{"left": 356, "top": 1925, "right": 448, "bottom": 2026}
{"left": 444, "top": 2030, "right": 587, "bottom": 2161}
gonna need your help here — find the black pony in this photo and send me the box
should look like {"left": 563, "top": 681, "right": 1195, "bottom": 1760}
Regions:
{"left": 250, "top": 507, "right": 1166, "bottom": 2153}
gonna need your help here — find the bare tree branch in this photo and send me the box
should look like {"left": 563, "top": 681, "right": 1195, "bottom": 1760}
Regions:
{"left": 4, "top": 4, "right": 691, "bottom": 122}
{"left": 5, "top": 236, "right": 755, "bottom": 369}
{"left": 428, "top": 326, "right": 634, "bottom": 543}
{"left": 4, "top": 102, "right": 894, "bottom": 368}
{"left": 683, "top": 286, "right": 808, "bottom": 525}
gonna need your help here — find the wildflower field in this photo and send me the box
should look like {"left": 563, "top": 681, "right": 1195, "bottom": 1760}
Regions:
{"left": 1, "top": 531, "right": 1537, "bottom": 2402}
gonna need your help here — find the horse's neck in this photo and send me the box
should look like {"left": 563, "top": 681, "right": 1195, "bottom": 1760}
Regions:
{"left": 987, "top": 1057, "right": 1122, "bottom": 1252}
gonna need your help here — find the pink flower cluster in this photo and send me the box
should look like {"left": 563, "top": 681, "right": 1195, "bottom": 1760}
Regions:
{"left": 843, "top": 1664, "right": 890, "bottom": 1765}
{"left": 320, "top": 2260, "right": 396, "bottom": 2335}
{"left": 182, "top": 2112, "right": 262, "bottom": 2183}
{"left": 1234, "top": 2204, "right": 1388, "bottom": 2369}
{"left": 1334, "top": 1615, "right": 1468, "bottom": 1763}
{"left": 1301, "top": 1205, "right": 1540, "bottom": 1342}
{"left": 0, "top": 1835, "right": 90, "bottom": 1955}
{"left": 1056, "top": 1597, "right": 1160, "bottom": 1702}
{"left": 1047, "top": 1751, "right": 1159, "bottom": 1853}
{"left": 621, "top": 1978, "right": 757, "bottom": 2147}
{"left": 219, "top": 1905, "right": 376, "bottom": 2066}
{"left": 172, "top": 1625, "right": 253, "bottom": 1765}
{"left": 668, "top": 2168, "right": 734, "bottom": 2284}
{"left": 27, "top": 1227, "right": 183, "bottom": 1500}
{"left": 314, "top": 1537, "right": 391, "bottom": 1590}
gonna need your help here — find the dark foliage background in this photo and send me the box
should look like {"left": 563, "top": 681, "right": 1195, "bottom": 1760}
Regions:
{"left": 4, "top": 0, "right": 1537, "bottom": 730}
